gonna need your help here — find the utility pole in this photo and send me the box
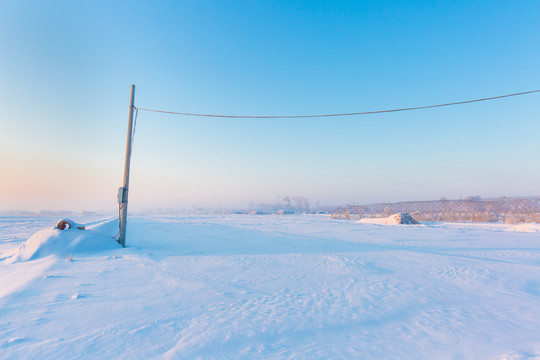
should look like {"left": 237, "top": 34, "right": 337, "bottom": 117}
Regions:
{"left": 118, "top": 84, "right": 136, "bottom": 247}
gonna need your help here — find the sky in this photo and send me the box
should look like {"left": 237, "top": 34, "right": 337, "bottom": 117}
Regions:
{"left": 1, "top": 0, "right": 540, "bottom": 212}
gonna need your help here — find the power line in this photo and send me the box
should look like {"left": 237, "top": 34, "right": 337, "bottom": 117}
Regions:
{"left": 135, "top": 89, "right": 540, "bottom": 119}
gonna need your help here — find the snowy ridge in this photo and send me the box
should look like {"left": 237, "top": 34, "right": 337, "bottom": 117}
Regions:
{"left": 511, "top": 223, "right": 540, "bottom": 233}
{"left": 358, "top": 212, "right": 419, "bottom": 225}
{"left": 6, "top": 218, "right": 120, "bottom": 263}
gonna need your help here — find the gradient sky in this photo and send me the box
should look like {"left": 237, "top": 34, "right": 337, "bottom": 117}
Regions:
{"left": 1, "top": 0, "right": 540, "bottom": 212}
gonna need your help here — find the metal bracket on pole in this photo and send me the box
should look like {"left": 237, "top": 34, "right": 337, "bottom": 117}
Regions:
{"left": 118, "top": 84, "right": 136, "bottom": 247}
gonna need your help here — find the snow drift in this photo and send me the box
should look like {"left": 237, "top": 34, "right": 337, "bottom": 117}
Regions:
{"left": 7, "top": 218, "right": 121, "bottom": 262}
{"left": 358, "top": 212, "right": 419, "bottom": 225}
{"left": 511, "top": 223, "right": 540, "bottom": 233}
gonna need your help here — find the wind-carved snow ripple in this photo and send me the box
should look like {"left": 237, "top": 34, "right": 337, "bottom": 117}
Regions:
{"left": 161, "top": 252, "right": 429, "bottom": 359}
{"left": 428, "top": 265, "right": 496, "bottom": 287}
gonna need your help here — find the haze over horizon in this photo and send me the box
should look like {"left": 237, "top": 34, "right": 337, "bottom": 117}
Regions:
{"left": 1, "top": 1, "right": 540, "bottom": 213}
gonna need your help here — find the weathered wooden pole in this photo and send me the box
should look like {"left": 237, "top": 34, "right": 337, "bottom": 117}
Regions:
{"left": 118, "top": 84, "right": 136, "bottom": 247}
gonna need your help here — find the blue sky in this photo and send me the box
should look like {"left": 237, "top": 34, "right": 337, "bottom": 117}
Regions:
{"left": 1, "top": 0, "right": 540, "bottom": 211}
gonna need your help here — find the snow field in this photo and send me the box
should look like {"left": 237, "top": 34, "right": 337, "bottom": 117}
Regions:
{"left": 1, "top": 215, "right": 540, "bottom": 359}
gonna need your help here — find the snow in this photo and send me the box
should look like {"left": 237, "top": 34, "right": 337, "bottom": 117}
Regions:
{"left": 1, "top": 214, "right": 540, "bottom": 359}
{"left": 6, "top": 218, "right": 121, "bottom": 263}
{"left": 358, "top": 212, "right": 419, "bottom": 225}
{"left": 511, "top": 223, "right": 540, "bottom": 233}
{"left": 0, "top": 256, "right": 55, "bottom": 301}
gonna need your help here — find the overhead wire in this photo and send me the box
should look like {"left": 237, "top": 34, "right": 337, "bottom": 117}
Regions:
{"left": 134, "top": 89, "right": 540, "bottom": 119}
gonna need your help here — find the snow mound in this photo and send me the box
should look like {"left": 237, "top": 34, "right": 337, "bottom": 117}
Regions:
{"left": 510, "top": 223, "right": 540, "bottom": 233}
{"left": 7, "top": 219, "right": 121, "bottom": 262}
{"left": 358, "top": 212, "right": 419, "bottom": 225}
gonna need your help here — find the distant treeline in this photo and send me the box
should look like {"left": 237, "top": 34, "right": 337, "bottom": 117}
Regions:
{"left": 333, "top": 196, "right": 540, "bottom": 224}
